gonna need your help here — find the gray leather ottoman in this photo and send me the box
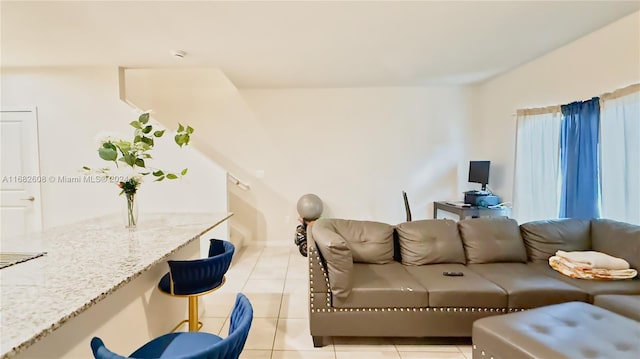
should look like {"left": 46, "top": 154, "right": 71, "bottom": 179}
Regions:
{"left": 472, "top": 301, "right": 640, "bottom": 359}
{"left": 594, "top": 294, "right": 640, "bottom": 321}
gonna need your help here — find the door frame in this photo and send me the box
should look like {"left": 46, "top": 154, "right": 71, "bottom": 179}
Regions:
{"left": 1, "top": 106, "right": 43, "bottom": 234}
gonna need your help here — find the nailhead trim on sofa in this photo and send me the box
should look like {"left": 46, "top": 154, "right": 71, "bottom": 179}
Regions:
{"left": 308, "top": 245, "right": 522, "bottom": 314}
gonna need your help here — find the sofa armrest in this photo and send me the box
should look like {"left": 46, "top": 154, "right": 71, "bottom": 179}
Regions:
{"left": 308, "top": 235, "right": 331, "bottom": 311}
{"left": 308, "top": 221, "right": 353, "bottom": 301}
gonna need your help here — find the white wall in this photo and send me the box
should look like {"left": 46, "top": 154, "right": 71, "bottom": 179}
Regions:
{"left": 240, "top": 87, "right": 473, "bottom": 226}
{"left": 121, "top": 67, "right": 473, "bottom": 244}
{"left": 473, "top": 11, "right": 640, "bottom": 209}
{"left": 0, "top": 67, "right": 228, "bottom": 244}
{"left": 241, "top": 87, "right": 474, "bottom": 244}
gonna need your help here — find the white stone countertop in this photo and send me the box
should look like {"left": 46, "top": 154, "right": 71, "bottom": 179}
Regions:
{"left": 0, "top": 212, "right": 233, "bottom": 359}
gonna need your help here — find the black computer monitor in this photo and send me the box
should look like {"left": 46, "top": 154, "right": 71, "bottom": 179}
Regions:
{"left": 469, "top": 161, "right": 490, "bottom": 191}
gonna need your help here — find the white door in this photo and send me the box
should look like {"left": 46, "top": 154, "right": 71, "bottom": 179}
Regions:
{"left": 1, "top": 109, "right": 43, "bottom": 238}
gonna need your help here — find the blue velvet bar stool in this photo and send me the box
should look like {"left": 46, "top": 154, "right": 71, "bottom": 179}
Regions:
{"left": 158, "top": 238, "right": 235, "bottom": 332}
{"left": 91, "top": 293, "right": 253, "bottom": 359}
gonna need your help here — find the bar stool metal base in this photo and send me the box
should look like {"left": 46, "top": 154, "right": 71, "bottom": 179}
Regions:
{"left": 171, "top": 297, "right": 204, "bottom": 332}
{"left": 163, "top": 277, "right": 226, "bottom": 332}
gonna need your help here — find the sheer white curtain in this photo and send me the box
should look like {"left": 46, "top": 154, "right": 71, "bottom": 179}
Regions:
{"left": 513, "top": 109, "right": 562, "bottom": 223}
{"left": 600, "top": 87, "right": 640, "bottom": 224}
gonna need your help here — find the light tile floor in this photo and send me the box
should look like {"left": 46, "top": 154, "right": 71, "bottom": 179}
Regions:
{"left": 201, "top": 246, "right": 473, "bottom": 359}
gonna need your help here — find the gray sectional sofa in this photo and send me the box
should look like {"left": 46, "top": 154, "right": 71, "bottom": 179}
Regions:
{"left": 307, "top": 217, "right": 640, "bottom": 346}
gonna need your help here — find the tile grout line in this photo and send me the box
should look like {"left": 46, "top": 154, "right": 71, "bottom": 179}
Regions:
{"left": 221, "top": 247, "right": 264, "bottom": 341}
{"left": 241, "top": 246, "right": 265, "bottom": 292}
{"left": 267, "top": 248, "right": 292, "bottom": 359}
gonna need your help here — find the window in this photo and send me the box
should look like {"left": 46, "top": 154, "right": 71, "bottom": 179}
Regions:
{"left": 513, "top": 84, "right": 639, "bottom": 224}
{"left": 513, "top": 109, "right": 562, "bottom": 223}
{"left": 600, "top": 89, "right": 640, "bottom": 224}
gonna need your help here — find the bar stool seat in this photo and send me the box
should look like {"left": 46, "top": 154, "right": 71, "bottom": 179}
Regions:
{"left": 158, "top": 238, "right": 235, "bottom": 332}
{"left": 91, "top": 293, "right": 253, "bottom": 359}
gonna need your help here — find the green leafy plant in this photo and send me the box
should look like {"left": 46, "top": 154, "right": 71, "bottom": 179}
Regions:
{"left": 83, "top": 111, "right": 194, "bottom": 195}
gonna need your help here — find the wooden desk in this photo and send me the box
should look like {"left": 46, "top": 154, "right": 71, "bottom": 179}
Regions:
{"left": 433, "top": 201, "right": 510, "bottom": 220}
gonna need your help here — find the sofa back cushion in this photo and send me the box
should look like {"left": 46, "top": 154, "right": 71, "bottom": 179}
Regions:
{"left": 591, "top": 219, "right": 640, "bottom": 270}
{"left": 459, "top": 217, "right": 527, "bottom": 264}
{"left": 326, "top": 218, "right": 394, "bottom": 264}
{"left": 396, "top": 219, "right": 466, "bottom": 265}
{"left": 309, "top": 219, "right": 354, "bottom": 301}
{"left": 520, "top": 218, "right": 591, "bottom": 262}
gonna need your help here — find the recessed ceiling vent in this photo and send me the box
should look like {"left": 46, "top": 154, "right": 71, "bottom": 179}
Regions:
{"left": 171, "top": 50, "right": 186, "bottom": 59}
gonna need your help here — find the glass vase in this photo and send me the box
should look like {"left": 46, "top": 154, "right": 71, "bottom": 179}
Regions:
{"left": 124, "top": 193, "right": 138, "bottom": 229}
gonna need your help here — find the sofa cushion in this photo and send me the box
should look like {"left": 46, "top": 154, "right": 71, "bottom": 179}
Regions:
{"left": 467, "top": 263, "right": 589, "bottom": 309}
{"left": 403, "top": 264, "right": 507, "bottom": 308}
{"left": 528, "top": 262, "right": 640, "bottom": 301}
{"left": 520, "top": 218, "right": 591, "bottom": 262}
{"left": 459, "top": 218, "right": 528, "bottom": 264}
{"left": 396, "top": 219, "right": 466, "bottom": 265}
{"left": 322, "top": 219, "right": 394, "bottom": 264}
{"left": 591, "top": 219, "right": 640, "bottom": 271}
{"left": 594, "top": 295, "right": 640, "bottom": 321}
{"left": 309, "top": 220, "right": 354, "bottom": 301}
{"left": 334, "top": 262, "right": 429, "bottom": 308}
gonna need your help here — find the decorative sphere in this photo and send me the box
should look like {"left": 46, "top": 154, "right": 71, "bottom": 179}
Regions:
{"left": 297, "top": 193, "right": 323, "bottom": 220}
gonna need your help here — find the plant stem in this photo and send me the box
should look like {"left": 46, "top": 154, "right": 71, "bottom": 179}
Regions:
{"left": 127, "top": 193, "right": 136, "bottom": 227}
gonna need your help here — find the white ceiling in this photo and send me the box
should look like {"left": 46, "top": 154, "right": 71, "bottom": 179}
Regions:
{"left": 2, "top": 1, "right": 639, "bottom": 88}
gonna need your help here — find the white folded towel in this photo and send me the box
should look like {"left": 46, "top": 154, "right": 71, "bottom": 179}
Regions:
{"left": 556, "top": 250, "right": 630, "bottom": 270}
{"left": 549, "top": 256, "right": 637, "bottom": 280}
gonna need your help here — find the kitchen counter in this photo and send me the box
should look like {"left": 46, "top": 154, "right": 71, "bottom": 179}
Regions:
{"left": 0, "top": 212, "right": 232, "bottom": 359}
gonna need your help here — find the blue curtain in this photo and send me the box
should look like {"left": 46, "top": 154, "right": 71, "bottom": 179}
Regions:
{"left": 559, "top": 97, "right": 600, "bottom": 219}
